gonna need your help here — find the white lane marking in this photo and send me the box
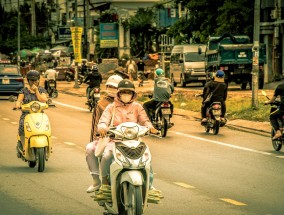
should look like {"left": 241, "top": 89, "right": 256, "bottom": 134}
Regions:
{"left": 174, "top": 182, "right": 195, "bottom": 189}
{"left": 52, "top": 101, "right": 89, "bottom": 112}
{"left": 171, "top": 131, "right": 272, "bottom": 156}
{"left": 64, "top": 142, "right": 76, "bottom": 146}
{"left": 276, "top": 156, "right": 284, "bottom": 159}
{"left": 10, "top": 122, "right": 17, "bottom": 125}
{"left": 220, "top": 198, "right": 247, "bottom": 206}
{"left": 2, "top": 118, "right": 10, "bottom": 121}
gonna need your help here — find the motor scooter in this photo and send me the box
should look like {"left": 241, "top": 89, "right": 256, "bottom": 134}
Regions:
{"left": 91, "top": 122, "right": 163, "bottom": 215}
{"left": 146, "top": 94, "right": 174, "bottom": 137}
{"left": 196, "top": 94, "right": 225, "bottom": 135}
{"left": 46, "top": 79, "right": 58, "bottom": 98}
{"left": 9, "top": 96, "right": 53, "bottom": 172}
{"left": 262, "top": 90, "right": 284, "bottom": 151}
{"left": 64, "top": 68, "right": 75, "bottom": 82}
{"left": 86, "top": 87, "right": 100, "bottom": 112}
{"left": 203, "top": 102, "right": 224, "bottom": 135}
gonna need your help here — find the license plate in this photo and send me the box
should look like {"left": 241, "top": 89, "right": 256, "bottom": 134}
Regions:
{"left": 161, "top": 108, "right": 171, "bottom": 115}
{"left": 198, "top": 77, "right": 206, "bottom": 80}
{"left": 94, "top": 93, "right": 100, "bottom": 98}
{"left": 49, "top": 83, "right": 55, "bottom": 86}
{"left": 212, "top": 110, "right": 221, "bottom": 115}
{"left": 2, "top": 79, "right": 10, "bottom": 84}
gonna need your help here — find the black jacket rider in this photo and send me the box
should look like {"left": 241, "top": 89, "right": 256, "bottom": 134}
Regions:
{"left": 202, "top": 80, "right": 227, "bottom": 118}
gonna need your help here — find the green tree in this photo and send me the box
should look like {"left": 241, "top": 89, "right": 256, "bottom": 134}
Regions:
{"left": 167, "top": 0, "right": 254, "bottom": 43}
{"left": 129, "top": 8, "right": 157, "bottom": 57}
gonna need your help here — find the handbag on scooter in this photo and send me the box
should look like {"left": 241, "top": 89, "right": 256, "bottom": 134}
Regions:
{"left": 95, "top": 105, "right": 115, "bottom": 157}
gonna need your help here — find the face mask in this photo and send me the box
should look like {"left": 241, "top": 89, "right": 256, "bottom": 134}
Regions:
{"left": 106, "top": 88, "right": 117, "bottom": 97}
{"left": 120, "top": 94, "right": 133, "bottom": 103}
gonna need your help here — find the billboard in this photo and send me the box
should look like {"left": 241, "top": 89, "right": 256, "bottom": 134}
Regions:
{"left": 100, "top": 23, "right": 118, "bottom": 48}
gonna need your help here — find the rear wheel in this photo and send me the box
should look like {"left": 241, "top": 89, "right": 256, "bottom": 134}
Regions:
{"left": 127, "top": 184, "right": 143, "bottom": 215}
{"left": 37, "top": 148, "right": 45, "bottom": 172}
{"left": 271, "top": 129, "right": 283, "bottom": 151}
{"left": 241, "top": 82, "right": 247, "bottom": 90}
{"left": 171, "top": 76, "right": 177, "bottom": 87}
{"left": 213, "top": 120, "right": 220, "bottom": 135}
{"left": 180, "top": 77, "right": 186, "bottom": 87}
{"left": 159, "top": 115, "right": 168, "bottom": 137}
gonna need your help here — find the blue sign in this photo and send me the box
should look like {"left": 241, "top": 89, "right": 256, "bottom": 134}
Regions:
{"left": 100, "top": 23, "right": 119, "bottom": 48}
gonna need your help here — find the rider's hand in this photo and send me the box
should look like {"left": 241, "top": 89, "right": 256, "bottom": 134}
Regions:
{"left": 31, "top": 84, "right": 38, "bottom": 92}
{"left": 15, "top": 101, "right": 21, "bottom": 109}
{"left": 98, "top": 128, "right": 107, "bottom": 137}
{"left": 150, "top": 127, "right": 159, "bottom": 134}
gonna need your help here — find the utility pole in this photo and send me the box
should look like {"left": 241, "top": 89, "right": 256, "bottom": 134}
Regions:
{"left": 31, "top": 0, "right": 36, "bottom": 36}
{"left": 252, "top": 0, "right": 260, "bottom": 109}
{"left": 17, "top": 0, "right": 20, "bottom": 67}
{"left": 83, "top": 0, "right": 87, "bottom": 59}
{"left": 73, "top": 0, "right": 80, "bottom": 88}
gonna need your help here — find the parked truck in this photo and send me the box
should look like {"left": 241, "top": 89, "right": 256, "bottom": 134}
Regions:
{"left": 205, "top": 33, "right": 266, "bottom": 89}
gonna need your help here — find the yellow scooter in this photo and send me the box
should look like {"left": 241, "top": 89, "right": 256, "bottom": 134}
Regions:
{"left": 10, "top": 96, "right": 53, "bottom": 172}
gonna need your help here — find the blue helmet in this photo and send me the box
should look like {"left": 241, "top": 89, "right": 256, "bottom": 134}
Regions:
{"left": 216, "top": 70, "right": 225, "bottom": 78}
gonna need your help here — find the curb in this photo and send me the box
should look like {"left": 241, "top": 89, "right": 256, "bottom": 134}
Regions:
{"left": 56, "top": 81, "right": 271, "bottom": 136}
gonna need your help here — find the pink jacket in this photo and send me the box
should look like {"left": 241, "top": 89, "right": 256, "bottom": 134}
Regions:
{"left": 98, "top": 98, "right": 153, "bottom": 131}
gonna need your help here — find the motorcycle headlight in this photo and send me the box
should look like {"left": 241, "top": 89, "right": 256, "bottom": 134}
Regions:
{"left": 31, "top": 102, "right": 40, "bottom": 112}
{"left": 116, "top": 151, "right": 131, "bottom": 167}
{"left": 121, "top": 126, "right": 138, "bottom": 139}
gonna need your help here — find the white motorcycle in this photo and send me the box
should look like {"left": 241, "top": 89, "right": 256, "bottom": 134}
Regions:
{"left": 92, "top": 122, "right": 160, "bottom": 215}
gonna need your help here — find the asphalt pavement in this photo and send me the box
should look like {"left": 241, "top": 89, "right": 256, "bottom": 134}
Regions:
{"left": 53, "top": 79, "right": 280, "bottom": 137}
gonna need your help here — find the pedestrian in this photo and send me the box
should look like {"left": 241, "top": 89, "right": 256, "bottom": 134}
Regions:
{"left": 125, "top": 58, "right": 137, "bottom": 81}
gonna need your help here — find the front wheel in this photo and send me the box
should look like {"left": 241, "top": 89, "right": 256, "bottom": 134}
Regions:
{"left": 271, "top": 129, "right": 283, "bottom": 151}
{"left": 52, "top": 91, "right": 58, "bottom": 98}
{"left": 127, "top": 184, "right": 143, "bottom": 215}
{"left": 213, "top": 120, "right": 220, "bottom": 135}
{"left": 66, "top": 75, "right": 72, "bottom": 82}
{"left": 37, "top": 148, "right": 46, "bottom": 172}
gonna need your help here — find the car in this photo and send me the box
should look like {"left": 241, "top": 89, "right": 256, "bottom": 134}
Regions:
{"left": 0, "top": 63, "right": 24, "bottom": 96}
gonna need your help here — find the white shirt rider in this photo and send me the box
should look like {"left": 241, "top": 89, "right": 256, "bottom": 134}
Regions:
{"left": 44, "top": 69, "right": 58, "bottom": 80}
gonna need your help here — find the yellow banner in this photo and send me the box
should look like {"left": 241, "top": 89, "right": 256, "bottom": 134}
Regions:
{"left": 100, "top": 40, "right": 118, "bottom": 48}
{"left": 70, "top": 27, "right": 83, "bottom": 63}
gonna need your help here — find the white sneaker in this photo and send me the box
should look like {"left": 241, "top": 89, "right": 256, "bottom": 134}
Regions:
{"left": 86, "top": 184, "right": 101, "bottom": 193}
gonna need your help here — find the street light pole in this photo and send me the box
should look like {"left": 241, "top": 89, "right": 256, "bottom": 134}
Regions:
{"left": 252, "top": 0, "right": 260, "bottom": 109}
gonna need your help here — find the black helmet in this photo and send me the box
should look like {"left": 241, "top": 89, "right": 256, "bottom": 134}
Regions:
{"left": 27, "top": 70, "right": 40, "bottom": 81}
{"left": 117, "top": 79, "right": 135, "bottom": 93}
{"left": 117, "top": 79, "right": 137, "bottom": 104}
{"left": 91, "top": 65, "right": 98, "bottom": 72}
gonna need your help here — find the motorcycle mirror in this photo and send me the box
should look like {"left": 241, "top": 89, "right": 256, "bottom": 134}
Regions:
{"left": 8, "top": 95, "right": 17, "bottom": 102}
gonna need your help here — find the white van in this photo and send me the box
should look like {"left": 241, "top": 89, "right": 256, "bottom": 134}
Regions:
{"left": 170, "top": 44, "right": 207, "bottom": 87}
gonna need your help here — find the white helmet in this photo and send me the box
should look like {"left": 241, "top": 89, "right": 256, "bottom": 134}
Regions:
{"left": 106, "top": 75, "right": 123, "bottom": 88}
